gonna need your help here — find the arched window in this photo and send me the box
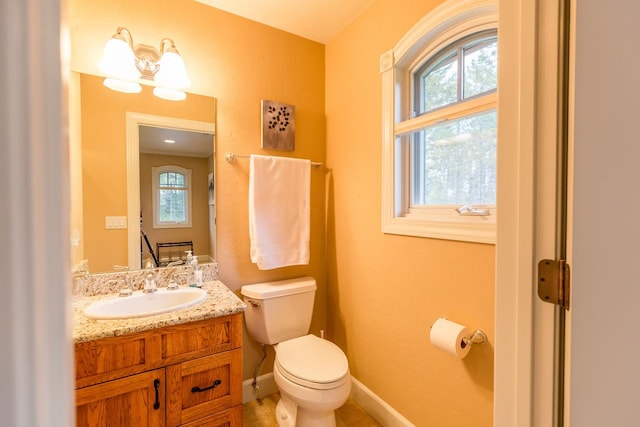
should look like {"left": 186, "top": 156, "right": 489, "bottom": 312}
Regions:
{"left": 152, "top": 165, "right": 192, "bottom": 228}
{"left": 380, "top": 0, "right": 497, "bottom": 243}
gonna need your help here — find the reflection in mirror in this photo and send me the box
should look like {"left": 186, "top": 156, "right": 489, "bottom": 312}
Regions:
{"left": 74, "top": 72, "right": 216, "bottom": 274}
{"left": 137, "top": 125, "right": 215, "bottom": 269}
{"left": 126, "top": 113, "right": 216, "bottom": 272}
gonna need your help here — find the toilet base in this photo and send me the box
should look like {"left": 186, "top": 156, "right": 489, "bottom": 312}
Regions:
{"left": 276, "top": 394, "right": 336, "bottom": 427}
{"left": 275, "top": 396, "right": 296, "bottom": 427}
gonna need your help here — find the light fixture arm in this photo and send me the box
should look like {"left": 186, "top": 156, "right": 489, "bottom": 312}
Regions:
{"left": 113, "top": 27, "right": 135, "bottom": 50}
{"left": 160, "top": 38, "right": 179, "bottom": 55}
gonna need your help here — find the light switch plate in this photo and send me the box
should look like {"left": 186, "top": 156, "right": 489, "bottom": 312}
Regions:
{"left": 105, "top": 216, "right": 127, "bottom": 229}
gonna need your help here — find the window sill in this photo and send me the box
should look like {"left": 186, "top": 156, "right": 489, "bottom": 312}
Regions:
{"left": 382, "top": 214, "right": 495, "bottom": 244}
{"left": 153, "top": 223, "right": 192, "bottom": 229}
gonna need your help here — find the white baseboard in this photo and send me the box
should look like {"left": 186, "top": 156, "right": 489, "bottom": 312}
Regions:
{"left": 350, "top": 376, "right": 415, "bottom": 427}
{"left": 243, "top": 372, "right": 278, "bottom": 404}
{"left": 242, "top": 373, "right": 414, "bottom": 426}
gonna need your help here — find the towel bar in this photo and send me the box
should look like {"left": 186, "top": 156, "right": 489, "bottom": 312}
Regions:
{"left": 225, "top": 153, "right": 322, "bottom": 168}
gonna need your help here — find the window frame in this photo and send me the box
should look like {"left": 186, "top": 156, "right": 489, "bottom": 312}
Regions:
{"left": 151, "top": 165, "right": 193, "bottom": 229}
{"left": 380, "top": 0, "right": 498, "bottom": 244}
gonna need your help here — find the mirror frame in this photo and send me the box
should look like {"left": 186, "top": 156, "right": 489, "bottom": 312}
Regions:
{"left": 126, "top": 112, "right": 216, "bottom": 270}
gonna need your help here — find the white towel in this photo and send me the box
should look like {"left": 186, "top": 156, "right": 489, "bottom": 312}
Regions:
{"left": 249, "top": 155, "right": 311, "bottom": 270}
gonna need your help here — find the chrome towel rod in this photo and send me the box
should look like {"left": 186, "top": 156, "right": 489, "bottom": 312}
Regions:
{"left": 225, "top": 153, "right": 322, "bottom": 168}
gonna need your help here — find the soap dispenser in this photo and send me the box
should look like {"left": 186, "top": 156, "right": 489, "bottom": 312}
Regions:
{"left": 185, "top": 250, "right": 202, "bottom": 287}
{"left": 190, "top": 252, "right": 198, "bottom": 272}
{"left": 194, "top": 267, "right": 203, "bottom": 288}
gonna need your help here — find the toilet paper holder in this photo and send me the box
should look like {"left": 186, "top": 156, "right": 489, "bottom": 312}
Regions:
{"left": 430, "top": 317, "right": 488, "bottom": 349}
{"left": 462, "top": 329, "right": 488, "bottom": 348}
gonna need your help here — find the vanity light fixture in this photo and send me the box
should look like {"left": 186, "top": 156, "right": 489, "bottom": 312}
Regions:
{"left": 98, "top": 27, "right": 191, "bottom": 101}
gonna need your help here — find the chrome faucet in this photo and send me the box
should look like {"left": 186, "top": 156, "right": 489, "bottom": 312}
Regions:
{"left": 143, "top": 273, "right": 157, "bottom": 293}
{"left": 113, "top": 278, "right": 133, "bottom": 297}
{"left": 166, "top": 260, "right": 184, "bottom": 267}
{"left": 167, "top": 274, "right": 179, "bottom": 290}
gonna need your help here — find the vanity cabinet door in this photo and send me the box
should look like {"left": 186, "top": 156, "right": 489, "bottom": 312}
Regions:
{"left": 166, "top": 349, "right": 242, "bottom": 426}
{"left": 76, "top": 369, "right": 165, "bottom": 427}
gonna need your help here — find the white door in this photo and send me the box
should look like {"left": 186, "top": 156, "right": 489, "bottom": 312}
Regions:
{"left": 569, "top": 1, "right": 640, "bottom": 425}
{"left": 495, "top": 0, "right": 570, "bottom": 424}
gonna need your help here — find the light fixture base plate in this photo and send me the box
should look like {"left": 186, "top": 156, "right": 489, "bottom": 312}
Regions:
{"left": 133, "top": 44, "right": 161, "bottom": 80}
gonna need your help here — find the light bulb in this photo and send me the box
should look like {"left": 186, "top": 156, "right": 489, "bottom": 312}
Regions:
{"left": 154, "top": 51, "right": 190, "bottom": 90}
{"left": 98, "top": 34, "right": 142, "bottom": 94}
{"left": 153, "top": 86, "right": 187, "bottom": 101}
{"left": 98, "top": 37, "right": 141, "bottom": 81}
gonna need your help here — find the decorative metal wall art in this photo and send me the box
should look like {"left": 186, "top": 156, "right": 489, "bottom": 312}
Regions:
{"left": 261, "top": 99, "right": 295, "bottom": 151}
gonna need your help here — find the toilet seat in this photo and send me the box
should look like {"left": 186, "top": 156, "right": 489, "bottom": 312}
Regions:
{"left": 275, "top": 334, "right": 349, "bottom": 390}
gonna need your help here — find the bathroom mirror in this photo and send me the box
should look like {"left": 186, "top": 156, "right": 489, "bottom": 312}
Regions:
{"left": 75, "top": 73, "right": 216, "bottom": 273}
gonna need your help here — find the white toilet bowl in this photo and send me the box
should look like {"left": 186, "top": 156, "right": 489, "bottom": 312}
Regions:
{"left": 272, "top": 334, "right": 351, "bottom": 427}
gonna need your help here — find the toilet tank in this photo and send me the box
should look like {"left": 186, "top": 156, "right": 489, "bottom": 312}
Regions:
{"left": 241, "top": 276, "right": 316, "bottom": 345}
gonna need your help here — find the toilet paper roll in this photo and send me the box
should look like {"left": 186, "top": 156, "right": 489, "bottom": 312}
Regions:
{"left": 430, "top": 317, "right": 471, "bottom": 359}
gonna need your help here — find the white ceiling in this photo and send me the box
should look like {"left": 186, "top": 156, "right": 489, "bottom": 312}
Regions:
{"left": 139, "top": 126, "right": 214, "bottom": 157}
{"left": 194, "top": 0, "right": 374, "bottom": 44}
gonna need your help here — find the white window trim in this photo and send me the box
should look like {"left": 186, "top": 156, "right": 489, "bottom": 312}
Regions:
{"left": 380, "top": 0, "right": 498, "bottom": 244}
{"left": 152, "top": 165, "right": 193, "bottom": 229}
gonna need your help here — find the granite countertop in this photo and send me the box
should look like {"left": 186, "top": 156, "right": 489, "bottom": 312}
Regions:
{"left": 73, "top": 280, "right": 246, "bottom": 343}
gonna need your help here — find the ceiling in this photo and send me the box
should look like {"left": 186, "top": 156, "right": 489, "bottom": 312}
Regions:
{"left": 194, "top": 0, "right": 374, "bottom": 44}
{"left": 139, "top": 126, "right": 214, "bottom": 157}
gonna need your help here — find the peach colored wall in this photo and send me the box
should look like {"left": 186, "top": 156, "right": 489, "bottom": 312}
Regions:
{"left": 325, "top": 0, "right": 495, "bottom": 425}
{"left": 70, "top": 0, "right": 326, "bottom": 380}
{"left": 139, "top": 153, "right": 211, "bottom": 263}
{"left": 79, "top": 73, "right": 214, "bottom": 273}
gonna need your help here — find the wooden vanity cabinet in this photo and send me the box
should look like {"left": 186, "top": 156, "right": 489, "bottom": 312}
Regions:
{"left": 75, "top": 314, "right": 243, "bottom": 427}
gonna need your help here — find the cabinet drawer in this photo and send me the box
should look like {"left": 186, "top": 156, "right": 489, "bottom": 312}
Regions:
{"left": 179, "top": 405, "right": 242, "bottom": 427}
{"left": 160, "top": 315, "right": 243, "bottom": 366}
{"left": 75, "top": 333, "right": 159, "bottom": 388}
{"left": 166, "top": 349, "right": 242, "bottom": 426}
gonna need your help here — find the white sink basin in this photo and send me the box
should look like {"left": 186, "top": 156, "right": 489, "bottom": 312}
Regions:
{"left": 83, "top": 288, "right": 208, "bottom": 319}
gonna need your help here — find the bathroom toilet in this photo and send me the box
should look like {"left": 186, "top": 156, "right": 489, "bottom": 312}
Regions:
{"left": 241, "top": 277, "right": 351, "bottom": 427}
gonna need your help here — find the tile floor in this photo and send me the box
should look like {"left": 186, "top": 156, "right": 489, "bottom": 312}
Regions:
{"left": 242, "top": 392, "right": 382, "bottom": 426}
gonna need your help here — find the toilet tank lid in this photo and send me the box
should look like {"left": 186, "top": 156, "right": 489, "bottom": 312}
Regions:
{"left": 241, "top": 276, "right": 317, "bottom": 299}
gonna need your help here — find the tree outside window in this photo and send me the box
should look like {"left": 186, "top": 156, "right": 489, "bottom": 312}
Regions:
{"left": 152, "top": 166, "right": 192, "bottom": 228}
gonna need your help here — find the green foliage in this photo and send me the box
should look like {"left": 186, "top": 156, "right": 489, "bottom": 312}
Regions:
{"left": 463, "top": 41, "right": 497, "bottom": 98}
{"left": 413, "top": 34, "right": 497, "bottom": 206}
{"left": 417, "top": 110, "right": 496, "bottom": 205}
{"left": 159, "top": 189, "right": 187, "bottom": 223}
{"left": 159, "top": 171, "right": 185, "bottom": 187}
{"left": 422, "top": 54, "right": 458, "bottom": 112}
